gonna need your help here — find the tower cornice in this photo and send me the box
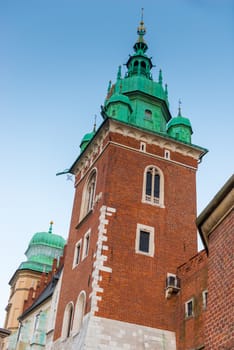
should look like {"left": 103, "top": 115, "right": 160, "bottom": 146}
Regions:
{"left": 66, "top": 118, "right": 207, "bottom": 180}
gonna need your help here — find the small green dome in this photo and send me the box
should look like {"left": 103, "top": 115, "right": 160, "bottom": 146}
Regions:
{"left": 167, "top": 115, "right": 192, "bottom": 131}
{"left": 29, "top": 231, "right": 65, "bottom": 249}
{"left": 167, "top": 109, "right": 193, "bottom": 144}
{"left": 80, "top": 130, "right": 95, "bottom": 152}
{"left": 80, "top": 131, "right": 95, "bottom": 144}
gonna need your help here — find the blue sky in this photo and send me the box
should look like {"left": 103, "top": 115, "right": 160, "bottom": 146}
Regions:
{"left": 0, "top": 0, "right": 233, "bottom": 326}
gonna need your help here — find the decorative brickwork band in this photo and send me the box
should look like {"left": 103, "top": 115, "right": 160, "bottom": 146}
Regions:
{"left": 90, "top": 205, "right": 116, "bottom": 315}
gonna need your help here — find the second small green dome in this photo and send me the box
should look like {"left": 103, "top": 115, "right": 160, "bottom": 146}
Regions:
{"left": 167, "top": 115, "right": 192, "bottom": 131}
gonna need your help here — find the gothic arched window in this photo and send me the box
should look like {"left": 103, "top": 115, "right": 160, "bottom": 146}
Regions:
{"left": 80, "top": 170, "right": 97, "bottom": 220}
{"left": 142, "top": 166, "right": 164, "bottom": 207}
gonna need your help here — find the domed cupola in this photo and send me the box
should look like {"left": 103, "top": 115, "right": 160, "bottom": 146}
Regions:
{"left": 167, "top": 102, "right": 193, "bottom": 143}
{"left": 79, "top": 117, "right": 97, "bottom": 152}
{"left": 19, "top": 222, "right": 66, "bottom": 273}
{"left": 80, "top": 130, "right": 95, "bottom": 152}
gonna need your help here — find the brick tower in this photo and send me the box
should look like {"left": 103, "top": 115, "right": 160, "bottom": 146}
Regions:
{"left": 52, "top": 17, "right": 206, "bottom": 350}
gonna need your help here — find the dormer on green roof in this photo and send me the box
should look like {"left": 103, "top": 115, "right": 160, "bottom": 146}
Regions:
{"left": 167, "top": 103, "right": 193, "bottom": 143}
{"left": 19, "top": 222, "right": 65, "bottom": 273}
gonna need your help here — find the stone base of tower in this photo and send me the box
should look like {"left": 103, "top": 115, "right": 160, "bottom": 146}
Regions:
{"left": 51, "top": 314, "right": 176, "bottom": 350}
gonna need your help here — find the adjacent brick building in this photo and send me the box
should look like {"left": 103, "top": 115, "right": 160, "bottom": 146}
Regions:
{"left": 197, "top": 175, "right": 234, "bottom": 350}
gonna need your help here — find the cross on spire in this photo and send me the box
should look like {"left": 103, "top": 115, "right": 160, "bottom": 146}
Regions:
{"left": 178, "top": 99, "right": 182, "bottom": 116}
{"left": 141, "top": 7, "right": 144, "bottom": 22}
{"left": 93, "top": 115, "right": 97, "bottom": 132}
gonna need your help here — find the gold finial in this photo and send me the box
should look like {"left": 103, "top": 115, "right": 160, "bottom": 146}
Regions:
{"left": 49, "top": 221, "right": 53, "bottom": 234}
{"left": 137, "top": 8, "right": 146, "bottom": 39}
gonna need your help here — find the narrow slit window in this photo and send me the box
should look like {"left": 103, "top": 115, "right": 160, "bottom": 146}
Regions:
{"left": 73, "top": 240, "right": 82, "bottom": 268}
{"left": 185, "top": 299, "right": 194, "bottom": 318}
{"left": 75, "top": 245, "right": 81, "bottom": 265}
{"left": 82, "top": 230, "right": 91, "bottom": 260}
{"left": 140, "top": 142, "right": 146, "bottom": 152}
{"left": 164, "top": 150, "right": 170, "bottom": 159}
{"left": 202, "top": 290, "right": 208, "bottom": 309}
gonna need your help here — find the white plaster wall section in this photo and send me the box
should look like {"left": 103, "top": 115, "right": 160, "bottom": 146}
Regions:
{"left": 84, "top": 316, "right": 176, "bottom": 350}
{"left": 90, "top": 205, "right": 116, "bottom": 316}
{"left": 51, "top": 313, "right": 91, "bottom": 350}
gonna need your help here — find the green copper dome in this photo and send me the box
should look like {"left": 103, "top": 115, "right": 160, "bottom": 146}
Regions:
{"left": 29, "top": 231, "right": 65, "bottom": 249}
{"left": 167, "top": 115, "right": 192, "bottom": 130}
{"left": 19, "top": 222, "right": 66, "bottom": 273}
{"left": 167, "top": 107, "right": 193, "bottom": 143}
{"left": 80, "top": 129, "right": 96, "bottom": 152}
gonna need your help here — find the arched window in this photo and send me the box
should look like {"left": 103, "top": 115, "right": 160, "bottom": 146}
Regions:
{"left": 141, "top": 61, "right": 146, "bottom": 75}
{"left": 142, "top": 166, "right": 164, "bottom": 207}
{"left": 80, "top": 170, "right": 97, "bottom": 220}
{"left": 72, "top": 291, "right": 86, "bottom": 334}
{"left": 62, "top": 302, "right": 74, "bottom": 339}
{"left": 144, "top": 109, "right": 152, "bottom": 120}
{"left": 133, "top": 60, "right": 139, "bottom": 74}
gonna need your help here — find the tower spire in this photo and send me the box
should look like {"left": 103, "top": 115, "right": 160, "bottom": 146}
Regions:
{"left": 137, "top": 8, "right": 146, "bottom": 43}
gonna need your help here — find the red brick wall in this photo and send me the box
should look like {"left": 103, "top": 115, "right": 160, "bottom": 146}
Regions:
{"left": 204, "top": 210, "right": 234, "bottom": 349}
{"left": 54, "top": 127, "right": 200, "bottom": 339}
{"left": 176, "top": 250, "right": 208, "bottom": 349}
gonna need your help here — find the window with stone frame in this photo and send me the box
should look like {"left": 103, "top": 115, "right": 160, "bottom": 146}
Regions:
{"left": 135, "top": 223, "right": 155, "bottom": 257}
{"left": 185, "top": 298, "right": 194, "bottom": 318}
{"left": 82, "top": 230, "right": 91, "bottom": 260}
{"left": 73, "top": 240, "right": 82, "bottom": 268}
